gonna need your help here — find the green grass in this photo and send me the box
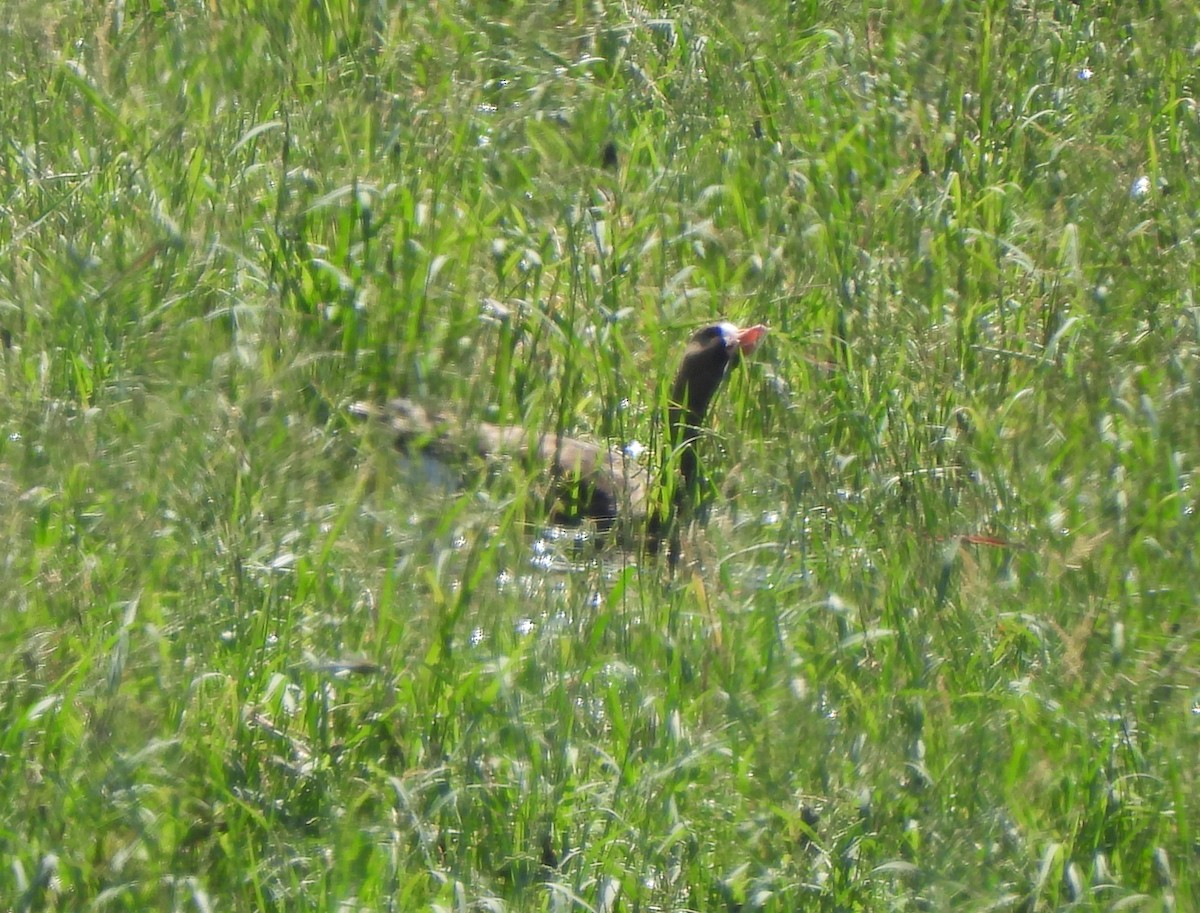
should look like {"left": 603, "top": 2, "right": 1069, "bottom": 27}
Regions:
{"left": 2, "top": 1, "right": 1198, "bottom": 910}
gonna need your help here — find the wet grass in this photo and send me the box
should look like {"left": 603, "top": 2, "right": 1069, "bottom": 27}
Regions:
{"left": 1, "top": 1, "right": 1198, "bottom": 910}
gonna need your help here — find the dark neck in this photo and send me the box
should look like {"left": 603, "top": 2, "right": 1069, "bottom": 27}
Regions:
{"left": 667, "top": 401, "right": 705, "bottom": 493}
{"left": 646, "top": 399, "right": 709, "bottom": 560}
{"left": 667, "top": 359, "right": 725, "bottom": 492}
{"left": 645, "top": 345, "right": 733, "bottom": 554}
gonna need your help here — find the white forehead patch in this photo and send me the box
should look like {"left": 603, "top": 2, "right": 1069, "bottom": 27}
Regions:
{"left": 716, "top": 322, "right": 740, "bottom": 348}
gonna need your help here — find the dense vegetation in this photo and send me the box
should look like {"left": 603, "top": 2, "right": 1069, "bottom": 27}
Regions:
{"left": 1, "top": 1, "right": 1197, "bottom": 910}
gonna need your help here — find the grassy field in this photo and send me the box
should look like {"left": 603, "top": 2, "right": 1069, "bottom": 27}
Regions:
{"left": 2, "top": 1, "right": 1198, "bottom": 910}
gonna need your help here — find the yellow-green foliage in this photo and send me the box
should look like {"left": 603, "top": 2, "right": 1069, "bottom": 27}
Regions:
{"left": 1, "top": 1, "right": 1196, "bottom": 910}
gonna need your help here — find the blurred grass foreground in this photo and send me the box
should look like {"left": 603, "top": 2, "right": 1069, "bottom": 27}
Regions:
{"left": 1, "top": 2, "right": 1198, "bottom": 911}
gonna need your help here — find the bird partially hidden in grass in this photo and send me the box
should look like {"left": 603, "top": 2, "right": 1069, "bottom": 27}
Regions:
{"left": 352, "top": 321, "right": 768, "bottom": 560}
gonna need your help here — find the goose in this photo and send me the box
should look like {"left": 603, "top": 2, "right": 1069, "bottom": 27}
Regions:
{"left": 355, "top": 321, "right": 767, "bottom": 554}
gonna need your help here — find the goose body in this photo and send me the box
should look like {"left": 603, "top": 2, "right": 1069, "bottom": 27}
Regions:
{"left": 356, "top": 321, "right": 767, "bottom": 543}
